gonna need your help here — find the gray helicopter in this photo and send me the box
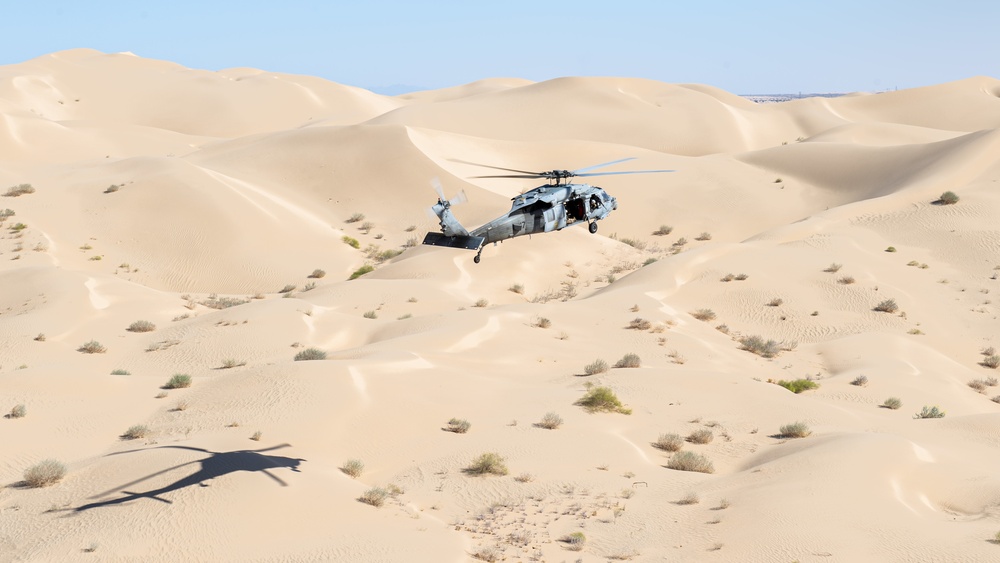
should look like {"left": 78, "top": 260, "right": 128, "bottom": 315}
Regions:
{"left": 423, "top": 158, "right": 673, "bottom": 263}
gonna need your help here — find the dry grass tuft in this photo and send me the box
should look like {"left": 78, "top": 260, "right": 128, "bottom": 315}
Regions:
{"left": 667, "top": 451, "right": 714, "bottom": 473}
{"left": 163, "top": 374, "right": 192, "bottom": 389}
{"left": 127, "top": 320, "right": 156, "bottom": 333}
{"left": 628, "top": 317, "right": 652, "bottom": 330}
{"left": 584, "top": 358, "right": 609, "bottom": 375}
{"left": 78, "top": 340, "right": 106, "bottom": 354}
{"left": 614, "top": 353, "right": 641, "bottom": 368}
{"left": 358, "top": 486, "right": 388, "bottom": 507}
{"left": 121, "top": 425, "right": 150, "bottom": 440}
{"left": 691, "top": 308, "right": 716, "bottom": 321}
{"left": 653, "top": 432, "right": 684, "bottom": 452}
{"left": 446, "top": 418, "right": 471, "bottom": 433}
{"left": 686, "top": 429, "right": 714, "bottom": 444}
{"left": 676, "top": 492, "right": 700, "bottom": 505}
{"left": 778, "top": 421, "right": 811, "bottom": 438}
{"left": 874, "top": 298, "right": 899, "bottom": 313}
{"left": 536, "top": 412, "right": 563, "bottom": 429}
{"left": 851, "top": 374, "right": 869, "bottom": 387}
{"left": 23, "top": 460, "right": 66, "bottom": 488}
{"left": 465, "top": 452, "right": 508, "bottom": 476}
{"left": 341, "top": 459, "right": 364, "bottom": 478}
{"left": 882, "top": 397, "right": 903, "bottom": 410}
{"left": 294, "top": 348, "right": 326, "bottom": 361}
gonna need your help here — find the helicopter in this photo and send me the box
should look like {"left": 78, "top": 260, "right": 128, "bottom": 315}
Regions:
{"left": 423, "top": 158, "right": 673, "bottom": 263}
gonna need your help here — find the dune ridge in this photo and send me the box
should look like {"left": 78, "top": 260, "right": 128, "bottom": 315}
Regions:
{"left": 1, "top": 50, "right": 999, "bottom": 561}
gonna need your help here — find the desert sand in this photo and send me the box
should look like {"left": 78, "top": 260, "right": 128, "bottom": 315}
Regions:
{"left": 1, "top": 48, "right": 1000, "bottom": 562}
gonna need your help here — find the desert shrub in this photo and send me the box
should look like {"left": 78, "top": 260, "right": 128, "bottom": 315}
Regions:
{"left": 121, "top": 425, "right": 150, "bottom": 440}
{"left": 201, "top": 294, "right": 250, "bottom": 309}
{"left": 779, "top": 421, "right": 811, "bottom": 438}
{"left": 78, "top": 340, "right": 106, "bottom": 354}
{"left": 104, "top": 184, "right": 121, "bottom": 194}
{"left": 342, "top": 235, "right": 360, "bottom": 249}
{"left": 874, "top": 298, "right": 899, "bottom": 313}
{"left": 914, "top": 405, "right": 945, "bottom": 419}
{"left": 691, "top": 308, "right": 716, "bottom": 321}
{"left": 576, "top": 386, "right": 629, "bottom": 414}
{"left": 882, "top": 397, "right": 902, "bottom": 410}
{"left": 349, "top": 264, "right": 374, "bottom": 280}
{"left": 667, "top": 451, "right": 714, "bottom": 473}
{"left": 466, "top": 452, "right": 508, "bottom": 476}
{"left": 734, "top": 273, "right": 749, "bottom": 280}
{"left": 851, "top": 375, "right": 869, "bottom": 387}
{"left": 10, "top": 222, "right": 27, "bottom": 232}
{"left": 446, "top": 418, "right": 471, "bottom": 433}
{"left": 473, "top": 298, "right": 489, "bottom": 308}
{"left": 110, "top": 369, "right": 130, "bottom": 375}
{"left": 739, "top": 335, "right": 780, "bottom": 358}
{"left": 278, "top": 284, "right": 296, "bottom": 294}
{"left": 534, "top": 317, "right": 551, "bottom": 328}
{"left": 9, "top": 404, "right": 27, "bottom": 418}
{"left": 993, "top": 396, "right": 1000, "bottom": 404}
{"left": 695, "top": 232, "right": 712, "bottom": 241}
{"left": 615, "top": 353, "right": 641, "bottom": 368}
{"left": 509, "top": 283, "right": 524, "bottom": 294}
{"left": 220, "top": 358, "right": 245, "bottom": 369}
{"left": 537, "top": 412, "right": 563, "bottom": 429}
{"left": 653, "top": 433, "right": 684, "bottom": 452}
{"left": 628, "top": 317, "right": 652, "bottom": 330}
{"left": 294, "top": 348, "right": 326, "bottom": 361}
{"left": 23, "top": 459, "right": 66, "bottom": 488}
{"left": 767, "top": 298, "right": 784, "bottom": 307}
{"left": 4, "top": 184, "right": 34, "bottom": 197}
{"left": 308, "top": 269, "right": 326, "bottom": 279}
{"left": 34, "top": 333, "right": 45, "bottom": 341}
{"left": 986, "top": 377, "right": 998, "bottom": 386}
{"left": 163, "top": 374, "right": 192, "bottom": 389}
{"left": 776, "top": 379, "right": 819, "bottom": 393}
{"left": 720, "top": 273, "right": 735, "bottom": 282}
{"left": 885, "top": 246, "right": 897, "bottom": 253}
{"left": 653, "top": 225, "right": 673, "bottom": 236}
{"left": 249, "top": 430, "right": 262, "bottom": 441}
{"left": 346, "top": 213, "right": 365, "bottom": 223}
{"left": 584, "top": 358, "right": 609, "bottom": 375}
{"left": 824, "top": 263, "right": 842, "bottom": 273}
{"left": 561, "top": 532, "right": 586, "bottom": 550}
{"left": 938, "top": 191, "right": 959, "bottom": 205}
{"left": 358, "top": 486, "right": 388, "bottom": 507}
{"left": 983, "top": 346, "right": 997, "bottom": 356}
{"left": 983, "top": 355, "right": 1000, "bottom": 369}
{"left": 341, "top": 459, "right": 364, "bottom": 478}
{"left": 677, "top": 492, "right": 700, "bottom": 505}
{"left": 838, "top": 275, "right": 856, "bottom": 285}
{"left": 127, "top": 320, "right": 156, "bottom": 333}
{"left": 0, "top": 208, "right": 14, "bottom": 219}
{"left": 687, "top": 429, "right": 714, "bottom": 444}
{"left": 968, "top": 380, "right": 988, "bottom": 394}
{"left": 363, "top": 310, "right": 378, "bottom": 319}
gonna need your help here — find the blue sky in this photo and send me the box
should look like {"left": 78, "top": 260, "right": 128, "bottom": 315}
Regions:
{"left": 3, "top": 1, "right": 995, "bottom": 94}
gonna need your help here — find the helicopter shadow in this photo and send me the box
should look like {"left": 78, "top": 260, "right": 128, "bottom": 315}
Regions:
{"left": 73, "top": 444, "right": 304, "bottom": 512}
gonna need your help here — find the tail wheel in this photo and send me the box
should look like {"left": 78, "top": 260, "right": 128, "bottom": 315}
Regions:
{"left": 589, "top": 222, "right": 598, "bottom": 234}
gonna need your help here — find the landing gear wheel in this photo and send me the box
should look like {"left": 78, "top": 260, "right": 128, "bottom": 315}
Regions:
{"left": 589, "top": 221, "right": 599, "bottom": 234}
{"left": 473, "top": 253, "right": 481, "bottom": 264}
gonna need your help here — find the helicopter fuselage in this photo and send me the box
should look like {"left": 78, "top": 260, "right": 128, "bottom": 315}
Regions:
{"left": 471, "top": 183, "right": 617, "bottom": 244}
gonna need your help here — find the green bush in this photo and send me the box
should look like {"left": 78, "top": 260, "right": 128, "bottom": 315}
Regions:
{"left": 342, "top": 236, "right": 360, "bottom": 249}
{"left": 914, "top": 405, "right": 945, "bottom": 419}
{"left": 349, "top": 264, "right": 374, "bottom": 280}
{"left": 294, "top": 348, "right": 326, "bottom": 361}
{"left": 776, "top": 379, "right": 819, "bottom": 393}
{"left": 576, "top": 386, "right": 629, "bottom": 414}
{"left": 163, "top": 374, "right": 192, "bottom": 389}
{"left": 938, "top": 191, "right": 959, "bottom": 205}
{"left": 466, "top": 452, "right": 508, "bottom": 476}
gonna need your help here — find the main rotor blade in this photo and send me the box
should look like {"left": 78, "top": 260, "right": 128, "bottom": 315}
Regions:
{"left": 576, "top": 169, "right": 675, "bottom": 177}
{"left": 571, "top": 157, "right": 636, "bottom": 175}
{"left": 470, "top": 174, "right": 547, "bottom": 179}
{"left": 449, "top": 159, "right": 542, "bottom": 176}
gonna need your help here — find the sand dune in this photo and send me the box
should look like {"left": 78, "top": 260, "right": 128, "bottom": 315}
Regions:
{"left": 2, "top": 50, "right": 1000, "bottom": 561}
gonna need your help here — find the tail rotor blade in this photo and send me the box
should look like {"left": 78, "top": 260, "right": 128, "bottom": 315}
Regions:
{"left": 450, "top": 190, "right": 468, "bottom": 206}
{"left": 430, "top": 177, "right": 446, "bottom": 201}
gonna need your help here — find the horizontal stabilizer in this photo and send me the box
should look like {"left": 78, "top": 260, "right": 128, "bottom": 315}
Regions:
{"left": 423, "top": 232, "right": 485, "bottom": 251}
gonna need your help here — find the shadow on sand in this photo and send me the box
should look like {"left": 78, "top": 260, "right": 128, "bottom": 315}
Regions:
{"left": 73, "top": 444, "right": 304, "bottom": 512}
